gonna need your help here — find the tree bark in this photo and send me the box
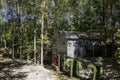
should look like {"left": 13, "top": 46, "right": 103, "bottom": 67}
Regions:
{"left": 41, "top": 0, "right": 46, "bottom": 66}
{"left": 34, "top": 30, "right": 37, "bottom": 64}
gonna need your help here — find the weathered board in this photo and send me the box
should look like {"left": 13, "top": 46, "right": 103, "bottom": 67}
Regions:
{"left": 67, "top": 40, "right": 77, "bottom": 57}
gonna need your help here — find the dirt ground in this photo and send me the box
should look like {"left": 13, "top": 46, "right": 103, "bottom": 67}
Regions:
{"left": 0, "top": 58, "right": 60, "bottom": 80}
{"left": 103, "top": 58, "right": 120, "bottom": 79}
{"left": 0, "top": 58, "right": 120, "bottom": 80}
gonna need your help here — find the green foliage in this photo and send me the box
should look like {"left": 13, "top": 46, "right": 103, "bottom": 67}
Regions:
{"left": 0, "top": 0, "right": 120, "bottom": 61}
{"left": 115, "top": 48, "right": 120, "bottom": 64}
{"left": 43, "top": 35, "right": 50, "bottom": 46}
{"left": 115, "top": 29, "right": 120, "bottom": 64}
{"left": 87, "top": 63, "right": 97, "bottom": 80}
{"left": 0, "top": 54, "right": 3, "bottom": 58}
{"left": 95, "top": 57, "right": 104, "bottom": 79}
{"left": 76, "top": 61, "right": 83, "bottom": 71}
{"left": 95, "top": 57, "right": 104, "bottom": 65}
{"left": 64, "top": 58, "right": 72, "bottom": 68}
{"left": 76, "top": 60, "right": 83, "bottom": 76}
{"left": 63, "top": 58, "right": 74, "bottom": 77}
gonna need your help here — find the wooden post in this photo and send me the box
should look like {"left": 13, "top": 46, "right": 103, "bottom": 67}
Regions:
{"left": 58, "top": 54, "right": 60, "bottom": 71}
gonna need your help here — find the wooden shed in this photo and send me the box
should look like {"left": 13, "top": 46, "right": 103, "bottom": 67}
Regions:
{"left": 52, "top": 31, "right": 106, "bottom": 69}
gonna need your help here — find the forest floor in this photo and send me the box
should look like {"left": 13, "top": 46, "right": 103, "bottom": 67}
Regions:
{"left": 0, "top": 58, "right": 120, "bottom": 80}
{"left": 103, "top": 58, "right": 120, "bottom": 79}
{"left": 0, "top": 58, "right": 62, "bottom": 80}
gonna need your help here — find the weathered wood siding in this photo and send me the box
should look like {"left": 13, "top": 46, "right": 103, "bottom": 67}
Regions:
{"left": 52, "top": 33, "right": 67, "bottom": 55}
{"left": 67, "top": 40, "right": 77, "bottom": 57}
{"left": 67, "top": 40, "right": 87, "bottom": 58}
{"left": 52, "top": 31, "right": 106, "bottom": 58}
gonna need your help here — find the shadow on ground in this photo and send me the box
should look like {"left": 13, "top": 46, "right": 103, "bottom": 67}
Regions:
{"left": 0, "top": 58, "right": 29, "bottom": 80}
{"left": 104, "top": 58, "right": 120, "bottom": 79}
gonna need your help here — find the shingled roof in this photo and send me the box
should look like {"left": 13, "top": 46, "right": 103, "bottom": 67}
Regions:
{"left": 59, "top": 31, "right": 104, "bottom": 40}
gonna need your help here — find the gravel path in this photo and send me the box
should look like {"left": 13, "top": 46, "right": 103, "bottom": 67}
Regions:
{"left": 0, "top": 59, "right": 59, "bottom": 80}
{"left": 10, "top": 65, "right": 59, "bottom": 80}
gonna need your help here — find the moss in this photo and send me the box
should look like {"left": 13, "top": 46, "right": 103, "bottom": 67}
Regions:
{"left": 87, "top": 63, "right": 97, "bottom": 80}
{"left": 76, "top": 61, "right": 83, "bottom": 75}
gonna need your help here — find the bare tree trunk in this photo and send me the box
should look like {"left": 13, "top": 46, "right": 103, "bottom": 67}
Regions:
{"left": 4, "top": 39, "right": 6, "bottom": 48}
{"left": 12, "top": 36, "right": 15, "bottom": 59}
{"left": 20, "top": 39, "right": 22, "bottom": 59}
{"left": 0, "top": 0, "right": 4, "bottom": 47}
{"left": 41, "top": 0, "right": 46, "bottom": 66}
{"left": 1, "top": 25, "right": 6, "bottom": 49}
{"left": 41, "top": 14, "right": 44, "bottom": 65}
{"left": 11, "top": 21, "right": 15, "bottom": 59}
{"left": 34, "top": 30, "right": 37, "bottom": 64}
{"left": 16, "top": 0, "right": 22, "bottom": 60}
{"left": 0, "top": 37, "right": 2, "bottom": 47}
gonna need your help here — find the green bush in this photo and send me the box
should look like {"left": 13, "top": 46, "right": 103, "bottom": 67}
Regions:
{"left": 115, "top": 29, "right": 120, "bottom": 64}
{"left": 115, "top": 48, "right": 120, "bottom": 64}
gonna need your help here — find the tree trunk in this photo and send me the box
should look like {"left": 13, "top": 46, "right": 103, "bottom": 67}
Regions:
{"left": 27, "top": 53, "right": 30, "bottom": 62}
{"left": 20, "top": 40, "right": 22, "bottom": 59}
{"left": 4, "top": 39, "right": 6, "bottom": 48}
{"left": 11, "top": 1, "right": 15, "bottom": 59}
{"left": 34, "top": 30, "right": 37, "bottom": 64}
{"left": 0, "top": 37, "right": 2, "bottom": 47}
{"left": 40, "top": 0, "right": 46, "bottom": 66}
{"left": 12, "top": 37, "right": 15, "bottom": 59}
